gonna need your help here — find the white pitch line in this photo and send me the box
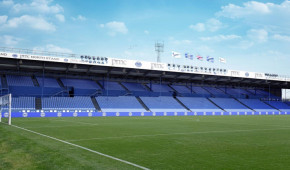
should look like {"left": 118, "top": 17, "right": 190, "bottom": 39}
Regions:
{"left": 11, "top": 124, "right": 150, "bottom": 170}
{"left": 67, "top": 127, "right": 290, "bottom": 142}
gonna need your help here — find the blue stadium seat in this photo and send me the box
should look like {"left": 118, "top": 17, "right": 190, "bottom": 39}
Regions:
{"left": 238, "top": 99, "right": 277, "bottom": 112}
{"left": 171, "top": 85, "right": 191, "bottom": 94}
{"left": 61, "top": 78, "right": 101, "bottom": 96}
{"left": 177, "top": 97, "right": 222, "bottom": 112}
{"left": 37, "top": 77, "right": 60, "bottom": 88}
{"left": 7, "top": 75, "right": 34, "bottom": 87}
{"left": 96, "top": 96, "right": 146, "bottom": 112}
{"left": 190, "top": 86, "right": 211, "bottom": 97}
{"left": 61, "top": 78, "right": 100, "bottom": 89}
{"left": 203, "top": 87, "right": 228, "bottom": 97}
{"left": 122, "top": 82, "right": 147, "bottom": 91}
{"left": 99, "top": 81, "right": 127, "bottom": 96}
{"left": 264, "top": 101, "right": 290, "bottom": 112}
{"left": 12, "top": 97, "right": 35, "bottom": 109}
{"left": 42, "top": 97, "right": 95, "bottom": 110}
{"left": 209, "top": 98, "right": 252, "bottom": 112}
{"left": 140, "top": 96, "right": 187, "bottom": 112}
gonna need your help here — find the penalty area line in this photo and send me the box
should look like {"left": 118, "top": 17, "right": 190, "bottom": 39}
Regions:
{"left": 11, "top": 124, "right": 150, "bottom": 170}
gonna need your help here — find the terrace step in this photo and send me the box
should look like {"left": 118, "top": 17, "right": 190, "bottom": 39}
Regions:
{"left": 263, "top": 101, "right": 281, "bottom": 112}
{"left": 96, "top": 81, "right": 104, "bottom": 89}
{"left": 173, "top": 97, "right": 191, "bottom": 112}
{"left": 119, "top": 82, "right": 130, "bottom": 92}
{"left": 202, "top": 86, "right": 215, "bottom": 97}
{"left": 143, "top": 84, "right": 152, "bottom": 91}
{"left": 35, "top": 97, "right": 42, "bottom": 110}
{"left": 91, "top": 97, "right": 102, "bottom": 112}
{"left": 136, "top": 96, "right": 150, "bottom": 112}
{"left": 31, "top": 75, "right": 40, "bottom": 87}
{"left": 207, "top": 98, "right": 226, "bottom": 112}
{"left": 1, "top": 75, "right": 8, "bottom": 89}
{"left": 185, "top": 84, "right": 197, "bottom": 94}
{"left": 57, "top": 78, "right": 65, "bottom": 88}
{"left": 234, "top": 98, "right": 256, "bottom": 112}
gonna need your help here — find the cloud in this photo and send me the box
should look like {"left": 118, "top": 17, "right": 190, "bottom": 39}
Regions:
{"left": 189, "top": 23, "right": 205, "bottom": 32}
{"left": 247, "top": 29, "right": 268, "bottom": 43}
{"left": 206, "top": 18, "right": 223, "bottom": 32}
{"left": 55, "top": 14, "right": 65, "bottom": 22}
{"left": 0, "top": 35, "right": 21, "bottom": 45}
{"left": 72, "top": 15, "right": 87, "bottom": 21}
{"left": 1, "top": 15, "right": 56, "bottom": 31}
{"left": 11, "top": 0, "right": 63, "bottom": 14}
{"left": 217, "top": 1, "right": 290, "bottom": 32}
{"left": 217, "top": 1, "right": 271, "bottom": 19}
{"left": 0, "top": 15, "right": 8, "bottom": 24}
{"left": 1, "top": 0, "right": 14, "bottom": 6}
{"left": 144, "top": 30, "right": 149, "bottom": 34}
{"left": 190, "top": 18, "right": 222, "bottom": 32}
{"left": 200, "top": 34, "right": 241, "bottom": 41}
{"left": 273, "top": 34, "right": 290, "bottom": 42}
{"left": 33, "top": 44, "right": 72, "bottom": 53}
{"left": 169, "top": 37, "right": 192, "bottom": 45}
{"left": 100, "top": 21, "right": 128, "bottom": 36}
{"left": 171, "top": 39, "right": 192, "bottom": 45}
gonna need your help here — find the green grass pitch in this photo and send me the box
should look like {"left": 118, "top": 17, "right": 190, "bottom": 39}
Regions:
{"left": 1, "top": 115, "right": 290, "bottom": 169}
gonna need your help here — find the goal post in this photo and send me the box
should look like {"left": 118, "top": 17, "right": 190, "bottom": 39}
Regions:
{"left": 0, "top": 94, "right": 12, "bottom": 125}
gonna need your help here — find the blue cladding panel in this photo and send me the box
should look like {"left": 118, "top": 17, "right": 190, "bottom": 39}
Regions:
{"left": 177, "top": 112, "right": 185, "bottom": 116}
{"left": 132, "top": 112, "right": 142, "bottom": 116}
{"left": 77, "top": 112, "right": 90, "bottom": 117}
{"left": 62, "top": 112, "right": 74, "bottom": 117}
{"left": 239, "top": 112, "right": 246, "bottom": 115}
{"left": 187, "top": 112, "right": 194, "bottom": 116}
{"left": 43, "top": 112, "right": 58, "bottom": 117}
{"left": 9, "top": 111, "right": 290, "bottom": 118}
{"left": 206, "top": 112, "right": 213, "bottom": 116}
{"left": 94, "top": 112, "right": 103, "bottom": 117}
{"left": 166, "top": 112, "right": 175, "bottom": 116}
{"left": 232, "top": 112, "right": 238, "bottom": 116}
{"left": 197, "top": 112, "right": 204, "bottom": 116}
{"left": 215, "top": 112, "right": 221, "bottom": 116}
{"left": 155, "top": 112, "right": 164, "bottom": 116}
{"left": 119, "top": 112, "right": 130, "bottom": 116}
{"left": 223, "top": 112, "right": 230, "bottom": 116}
{"left": 106, "top": 112, "right": 117, "bottom": 117}
{"left": 144, "top": 112, "right": 153, "bottom": 116}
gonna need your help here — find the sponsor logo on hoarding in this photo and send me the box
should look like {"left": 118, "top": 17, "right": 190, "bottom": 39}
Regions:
{"left": 63, "top": 58, "right": 69, "bottom": 62}
{"left": 245, "top": 72, "right": 249, "bottom": 77}
{"left": 41, "top": 112, "right": 45, "bottom": 117}
{"left": 135, "top": 61, "right": 142, "bottom": 67}
{"left": 0, "top": 53, "right": 7, "bottom": 56}
{"left": 151, "top": 63, "right": 164, "bottom": 69}
{"left": 231, "top": 71, "right": 240, "bottom": 76}
{"left": 23, "top": 112, "right": 28, "bottom": 117}
{"left": 12, "top": 54, "right": 18, "bottom": 58}
{"left": 265, "top": 73, "right": 278, "bottom": 77}
{"left": 255, "top": 73, "right": 263, "bottom": 78}
{"left": 20, "top": 54, "right": 29, "bottom": 59}
{"left": 112, "top": 59, "right": 127, "bottom": 66}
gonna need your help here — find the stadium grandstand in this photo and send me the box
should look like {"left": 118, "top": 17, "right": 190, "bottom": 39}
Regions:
{"left": 0, "top": 47, "right": 290, "bottom": 118}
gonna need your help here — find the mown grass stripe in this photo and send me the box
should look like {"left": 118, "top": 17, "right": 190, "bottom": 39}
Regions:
{"left": 10, "top": 124, "right": 150, "bottom": 170}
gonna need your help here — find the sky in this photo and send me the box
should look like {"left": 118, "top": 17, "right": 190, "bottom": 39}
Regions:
{"left": 0, "top": 0, "right": 290, "bottom": 75}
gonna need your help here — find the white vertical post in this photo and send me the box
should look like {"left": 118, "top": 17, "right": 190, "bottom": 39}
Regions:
{"left": 8, "top": 94, "right": 12, "bottom": 125}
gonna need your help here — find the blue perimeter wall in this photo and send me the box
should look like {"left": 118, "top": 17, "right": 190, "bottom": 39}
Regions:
{"left": 2, "top": 110, "right": 290, "bottom": 118}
